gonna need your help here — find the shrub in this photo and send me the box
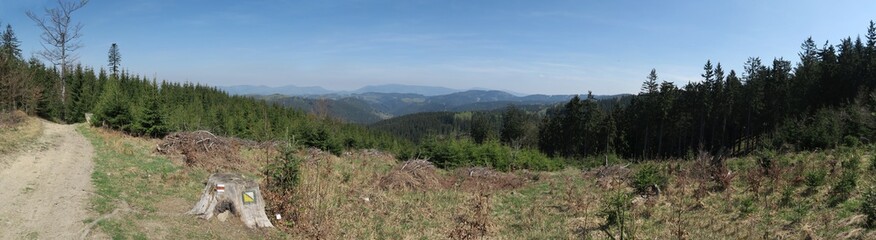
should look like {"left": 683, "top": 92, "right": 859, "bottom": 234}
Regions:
{"left": 779, "top": 186, "right": 795, "bottom": 208}
{"left": 264, "top": 146, "right": 303, "bottom": 191}
{"left": 301, "top": 126, "right": 342, "bottom": 155}
{"left": 416, "top": 138, "right": 561, "bottom": 171}
{"left": 756, "top": 150, "right": 781, "bottom": 178}
{"left": 843, "top": 135, "right": 861, "bottom": 147}
{"left": 774, "top": 109, "right": 842, "bottom": 150}
{"left": 784, "top": 202, "right": 808, "bottom": 225}
{"left": 92, "top": 77, "right": 133, "bottom": 131}
{"left": 828, "top": 159, "right": 859, "bottom": 207}
{"left": 870, "top": 155, "right": 876, "bottom": 173}
{"left": 804, "top": 169, "right": 827, "bottom": 189}
{"left": 632, "top": 164, "right": 668, "bottom": 195}
{"left": 599, "top": 191, "right": 634, "bottom": 238}
{"left": 736, "top": 196, "right": 756, "bottom": 215}
{"left": 862, "top": 187, "right": 876, "bottom": 229}
{"left": 701, "top": 152, "right": 735, "bottom": 192}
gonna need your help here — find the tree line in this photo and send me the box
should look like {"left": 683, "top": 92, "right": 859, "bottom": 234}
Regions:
{"left": 378, "top": 20, "right": 876, "bottom": 166}
{"left": 0, "top": 20, "right": 407, "bottom": 155}
{"left": 539, "top": 21, "right": 876, "bottom": 160}
{"left": 7, "top": 0, "right": 876, "bottom": 170}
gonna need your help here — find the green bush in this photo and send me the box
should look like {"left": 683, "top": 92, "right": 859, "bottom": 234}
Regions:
{"left": 756, "top": 150, "right": 776, "bottom": 175}
{"left": 828, "top": 159, "right": 859, "bottom": 207}
{"left": 862, "top": 187, "right": 876, "bottom": 229}
{"left": 805, "top": 169, "right": 827, "bottom": 189}
{"left": 774, "top": 109, "right": 843, "bottom": 150}
{"left": 415, "top": 138, "right": 561, "bottom": 171}
{"left": 631, "top": 163, "right": 668, "bottom": 194}
{"left": 93, "top": 103, "right": 133, "bottom": 131}
{"left": 736, "top": 196, "right": 756, "bottom": 215}
{"left": 783, "top": 202, "right": 809, "bottom": 224}
{"left": 779, "top": 187, "right": 795, "bottom": 208}
{"left": 843, "top": 135, "right": 861, "bottom": 147}
{"left": 264, "top": 146, "right": 302, "bottom": 191}
{"left": 301, "top": 126, "right": 342, "bottom": 155}
{"left": 599, "top": 191, "right": 634, "bottom": 238}
{"left": 92, "top": 77, "right": 133, "bottom": 131}
{"left": 870, "top": 155, "right": 876, "bottom": 173}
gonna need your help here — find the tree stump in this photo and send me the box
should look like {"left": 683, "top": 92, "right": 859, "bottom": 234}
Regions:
{"left": 187, "top": 173, "right": 274, "bottom": 228}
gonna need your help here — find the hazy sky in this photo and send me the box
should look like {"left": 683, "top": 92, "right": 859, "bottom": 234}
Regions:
{"left": 2, "top": 0, "right": 875, "bottom": 95}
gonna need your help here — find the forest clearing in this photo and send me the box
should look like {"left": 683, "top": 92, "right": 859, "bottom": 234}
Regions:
{"left": 4, "top": 114, "right": 874, "bottom": 238}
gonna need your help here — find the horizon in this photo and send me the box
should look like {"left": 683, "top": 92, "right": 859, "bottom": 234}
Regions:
{"left": 2, "top": 0, "right": 876, "bottom": 95}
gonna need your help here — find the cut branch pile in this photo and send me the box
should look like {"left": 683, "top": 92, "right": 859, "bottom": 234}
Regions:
{"left": 156, "top": 131, "right": 254, "bottom": 172}
{"left": 378, "top": 159, "right": 445, "bottom": 191}
{"left": 452, "top": 167, "right": 524, "bottom": 192}
{"left": 585, "top": 165, "right": 631, "bottom": 189}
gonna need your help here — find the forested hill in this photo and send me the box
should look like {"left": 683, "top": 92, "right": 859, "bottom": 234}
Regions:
{"left": 369, "top": 95, "right": 632, "bottom": 143}
{"left": 0, "top": 59, "right": 408, "bottom": 155}
{"left": 256, "top": 90, "right": 631, "bottom": 124}
{"left": 372, "top": 21, "right": 876, "bottom": 163}
{"left": 536, "top": 22, "right": 876, "bottom": 160}
{"left": 5, "top": 15, "right": 876, "bottom": 168}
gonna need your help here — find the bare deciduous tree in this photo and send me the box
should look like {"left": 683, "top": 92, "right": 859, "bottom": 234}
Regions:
{"left": 26, "top": 0, "right": 89, "bottom": 104}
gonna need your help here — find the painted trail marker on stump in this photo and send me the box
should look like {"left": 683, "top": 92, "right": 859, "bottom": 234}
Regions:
{"left": 187, "top": 173, "right": 274, "bottom": 228}
{"left": 243, "top": 191, "right": 256, "bottom": 203}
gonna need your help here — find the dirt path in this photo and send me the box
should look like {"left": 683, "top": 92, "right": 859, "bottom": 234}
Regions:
{"left": 0, "top": 120, "right": 95, "bottom": 239}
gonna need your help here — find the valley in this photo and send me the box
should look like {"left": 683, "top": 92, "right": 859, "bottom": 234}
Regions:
{"left": 249, "top": 88, "right": 631, "bottom": 124}
{"left": 3, "top": 1, "right": 876, "bottom": 239}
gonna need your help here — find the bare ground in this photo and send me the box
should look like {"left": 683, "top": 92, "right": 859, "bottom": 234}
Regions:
{"left": 0, "top": 120, "right": 95, "bottom": 239}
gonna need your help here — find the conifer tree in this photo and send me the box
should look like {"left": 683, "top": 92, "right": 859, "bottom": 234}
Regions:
{"left": 500, "top": 105, "right": 527, "bottom": 148}
{"left": 92, "top": 78, "right": 131, "bottom": 130}
{"left": 134, "top": 84, "right": 168, "bottom": 137}
{"left": 107, "top": 43, "right": 121, "bottom": 78}
{"left": 642, "top": 69, "right": 659, "bottom": 94}
{"left": 1, "top": 24, "right": 22, "bottom": 59}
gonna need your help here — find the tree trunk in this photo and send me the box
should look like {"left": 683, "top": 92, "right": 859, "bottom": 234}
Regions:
{"left": 657, "top": 119, "right": 664, "bottom": 159}
{"left": 188, "top": 173, "right": 274, "bottom": 228}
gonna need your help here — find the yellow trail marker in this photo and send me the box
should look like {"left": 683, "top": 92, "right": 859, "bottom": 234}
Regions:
{"left": 243, "top": 191, "right": 256, "bottom": 203}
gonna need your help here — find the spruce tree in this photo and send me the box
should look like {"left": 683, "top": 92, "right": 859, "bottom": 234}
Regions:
{"left": 500, "top": 105, "right": 527, "bottom": 148}
{"left": 107, "top": 43, "right": 121, "bottom": 78}
{"left": 135, "top": 86, "right": 168, "bottom": 137}
{"left": 642, "top": 69, "right": 658, "bottom": 94}
{"left": 92, "top": 78, "right": 132, "bottom": 130}
{"left": 470, "top": 113, "right": 494, "bottom": 144}
{"left": 1, "top": 24, "right": 22, "bottom": 59}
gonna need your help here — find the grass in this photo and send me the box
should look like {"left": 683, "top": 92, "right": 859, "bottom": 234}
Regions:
{"left": 78, "top": 125, "right": 285, "bottom": 239}
{"left": 79, "top": 123, "right": 876, "bottom": 239}
{"left": 0, "top": 111, "right": 42, "bottom": 154}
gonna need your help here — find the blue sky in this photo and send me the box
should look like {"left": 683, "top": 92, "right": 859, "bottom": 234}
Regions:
{"left": 2, "top": 0, "right": 875, "bottom": 95}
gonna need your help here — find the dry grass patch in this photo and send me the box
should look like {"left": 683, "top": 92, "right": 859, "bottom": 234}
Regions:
{"left": 0, "top": 110, "right": 42, "bottom": 155}
{"left": 80, "top": 126, "right": 285, "bottom": 239}
{"left": 451, "top": 167, "right": 525, "bottom": 192}
{"left": 585, "top": 164, "right": 632, "bottom": 190}
{"left": 85, "top": 123, "right": 876, "bottom": 239}
{"left": 378, "top": 159, "right": 446, "bottom": 191}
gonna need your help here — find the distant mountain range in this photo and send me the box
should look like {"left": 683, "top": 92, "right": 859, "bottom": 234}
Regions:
{"left": 219, "top": 84, "right": 335, "bottom": 96}
{"left": 218, "top": 84, "right": 529, "bottom": 97}
{"left": 351, "top": 84, "right": 459, "bottom": 96}
{"left": 251, "top": 88, "right": 631, "bottom": 124}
